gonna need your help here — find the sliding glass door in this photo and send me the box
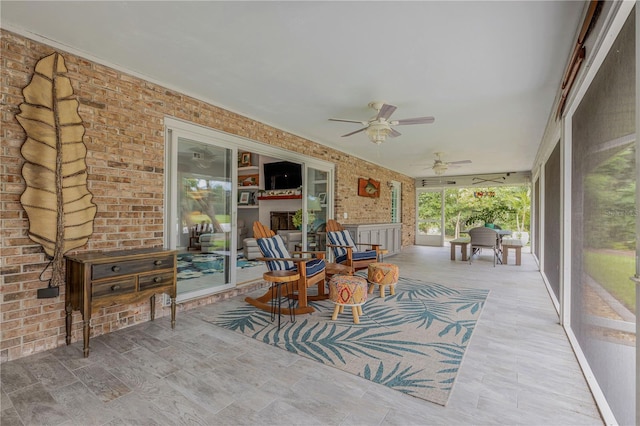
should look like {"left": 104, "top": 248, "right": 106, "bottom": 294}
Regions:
{"left": 569, "top": 8, "right": 635, "bottom": 425}
{"left": 166, "top": 128, "right": 236, "bottom": 300}
{"left": 305, "top": 166, "right": 330, "bottom": 253}
{"left": 416, "top": 189, "right": 444, "bottom": 246}
{"left": 165, "top": 118, "right": 335, "bottom": 299}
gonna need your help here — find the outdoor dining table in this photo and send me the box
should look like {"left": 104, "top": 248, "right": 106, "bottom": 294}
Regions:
{"left": 462, "top": 228, "right": 512, "bottom": 239}
{"left": 462, "top": 228, "right": 512, "bottom": 236}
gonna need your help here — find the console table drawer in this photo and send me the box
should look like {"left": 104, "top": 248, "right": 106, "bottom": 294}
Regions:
{"left": 139, "top": 272, "right": 175, "bottom": 291}
{"left": 92, "top": 255, "right": 175, "bottom": 280}
{"left": 92, "top": 277, "right": 136, "bottom": 299}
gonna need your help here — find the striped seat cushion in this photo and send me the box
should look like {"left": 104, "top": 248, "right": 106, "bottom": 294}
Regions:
{"left": 328, "top": 230, "right": 377, "bottom": 264}
{"left": 256, "top": 235, "right": 294, "bottom": 271}
{"left": 335, "top": 249, "right": 377, "bottom": 265}
{"left": 302, "top": 257, "right": 326, "bottom": 277}
{"left": 257, "top": 235, "right": 326, "bottom": 277}
{"left": 327, "top": 230, "right": 358, "bottom": 258}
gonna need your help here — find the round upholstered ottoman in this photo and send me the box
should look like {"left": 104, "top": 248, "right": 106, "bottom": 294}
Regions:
{"left": 328, "top": 275, "right": 368, "bottom": 324}
{"left": 367, "top": 262, "right": 399, "bottom": 299}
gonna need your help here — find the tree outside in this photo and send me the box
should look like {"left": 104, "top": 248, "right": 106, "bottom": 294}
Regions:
{"left": 418, "top": 185, "right": 531, "bottom": 241}
{"left": 181, "top": 177, "right": 231, "bottom": 232}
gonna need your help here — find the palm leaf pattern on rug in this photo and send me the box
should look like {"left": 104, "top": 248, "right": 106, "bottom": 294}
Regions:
{"left": 215, "top": 305, "right": 272, "bottom": 333}
{"left": 255, "top": 320, "right": 430, "bottom": 363}
{"left": 207, "top": 275, "right": 489, "bottom": 406}
{"left": 362, "top": 361, "right": 436, "bottom": 393}
{"left": 448, "top": 288, "right": 489, "bottom": 314}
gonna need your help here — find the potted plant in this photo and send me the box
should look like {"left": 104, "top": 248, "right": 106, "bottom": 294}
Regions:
{"left": 292, "top": 209, "right": 315, "bottom": 230}
{"left": 466, "top": 205, "right": 512, "bottom": 228}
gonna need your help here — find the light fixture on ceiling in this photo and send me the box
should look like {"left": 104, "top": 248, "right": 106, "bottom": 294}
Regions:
{"left": 430, "top": 152, "right": 471, "bottom": 175}
{"left": 433, "top": 163, "right": 448, "bottom": 175}
{"left": 365, "top": 122, "right": 392, "bottom": 145}
{"left": 330, "top": 102, "right": 434, "bottom": 145}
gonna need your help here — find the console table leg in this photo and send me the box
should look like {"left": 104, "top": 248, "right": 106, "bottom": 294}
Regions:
{"left": 150, "top": 295, "right": 156, "bottom": 321}
{"left": 65, "top": 303, "right": 72, "bottom": 345}
{"left": 82, "top": 319, "right": 90, "bottom": 358}
{"left": 171, "top": 297, "right": 176, "bottom": 329}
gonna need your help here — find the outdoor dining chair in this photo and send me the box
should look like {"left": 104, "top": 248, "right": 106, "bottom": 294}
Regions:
{"left": 469, "top": 226, "right": 500, "bottom": 267}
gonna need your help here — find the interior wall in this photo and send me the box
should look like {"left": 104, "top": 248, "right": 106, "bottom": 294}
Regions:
{"left": 0, "top": 30, "right": 415, "bottom": 362}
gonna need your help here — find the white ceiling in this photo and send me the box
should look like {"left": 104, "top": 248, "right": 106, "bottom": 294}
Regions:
{"left": 1, "top": 1, "right": 585, "bottom": 178}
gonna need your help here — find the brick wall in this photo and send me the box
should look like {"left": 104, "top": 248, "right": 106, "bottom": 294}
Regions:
{"left": 0, "top": 30, "right": 415, "bottom": 362}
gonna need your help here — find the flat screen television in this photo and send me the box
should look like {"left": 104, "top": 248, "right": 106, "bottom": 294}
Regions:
{"left": 263, "top": 161, "right": 302, "bottom": 190}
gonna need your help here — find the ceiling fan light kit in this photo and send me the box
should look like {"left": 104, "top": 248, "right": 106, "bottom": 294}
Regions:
{"left": 365, "top": 123, "right": 392, "bottom": 145}
{"left": 433, "top": 163, "right": 448, "bottom": 175}
{"left": 329, "top": 101, "right": 434, "bottom": 145}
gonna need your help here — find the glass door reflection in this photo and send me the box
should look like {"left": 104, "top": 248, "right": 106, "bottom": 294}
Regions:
{"left": 175, "top": 137, "right": 234, "bottom": 298}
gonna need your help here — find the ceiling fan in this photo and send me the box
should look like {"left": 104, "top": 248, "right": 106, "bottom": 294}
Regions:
{"left": 189, "top": 147, "right": 216, "bottom": 169}
{"left": 329, "top": 101, "right": 435, "bottom": 145}
{"left": 431, "top": 152, "right": 472, "bottom": 175}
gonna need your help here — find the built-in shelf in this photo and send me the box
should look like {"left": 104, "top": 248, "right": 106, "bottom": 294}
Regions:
{"left": 258, "top": 195, "right": 302, "bottom": 200}
{"left": 238, "top": 166, "right": 259, "bottom": 172}
{"left": 239, "top": 185, "right": 259, "bottom": 190}
{"left": 238, "top": 205, "right": 259, "bottom": 209}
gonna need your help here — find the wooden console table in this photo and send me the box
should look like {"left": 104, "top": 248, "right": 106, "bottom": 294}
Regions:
{"left": 65, "top": 247, "right": 177, "bottom": 357}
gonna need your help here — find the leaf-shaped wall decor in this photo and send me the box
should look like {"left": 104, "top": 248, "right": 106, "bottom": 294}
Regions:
{"left": 16, "top": 52, "right": 97, "bottom": 287}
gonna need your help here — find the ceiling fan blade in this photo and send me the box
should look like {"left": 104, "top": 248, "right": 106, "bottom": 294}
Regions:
{"left": 388, "top": 128, "right": 401, "bottom": 138}
{"left": 341, "top": 127, "right": 367, "bottom": 137}
{"left": 393, "top": 116, "right": 435, "bottom": 125}
{"left": 329, "top": 118, "right": 365, "bottom": 124}
{"left": 376, "top": 103, "right": 397, "bottom": 120}
{"left": 448, "top": 160, "right": 472, "bottom": 165}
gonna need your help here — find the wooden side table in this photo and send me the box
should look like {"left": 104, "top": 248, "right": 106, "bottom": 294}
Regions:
{"left": 325, "top": 262, "right": 353, "bottom": 280}
{"left": 377, "top": 249, "right": 389, "bottom": 262}
{"left": 263, "top": 270, "right": 300, "bottom": 328}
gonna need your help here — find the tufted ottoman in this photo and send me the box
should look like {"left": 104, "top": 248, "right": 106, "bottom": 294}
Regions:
{"left": 367, "top": 262, "right": 399, "bottom": 299}
{"left": 328, "top": 275, "right": 368, "bottom": 324}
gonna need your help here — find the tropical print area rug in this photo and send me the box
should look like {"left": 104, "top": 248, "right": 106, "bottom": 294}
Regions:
{"left": 205, "top": 275, "right": 489, "bottom": 406}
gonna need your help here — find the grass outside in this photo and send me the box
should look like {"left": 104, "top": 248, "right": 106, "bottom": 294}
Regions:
{"left": 584, "top": 249, "right": 636, "bottom": 314}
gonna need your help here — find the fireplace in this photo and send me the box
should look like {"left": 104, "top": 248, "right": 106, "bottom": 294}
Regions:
{"left": 270, "top": 211, "right": 297, "bottom": 232}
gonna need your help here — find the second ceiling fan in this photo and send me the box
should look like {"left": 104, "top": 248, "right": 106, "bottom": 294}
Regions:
{"left": 329, "top": 101, "right": 435, "bottom": 145}
{"left": 431, "top": 152, "right": 472, "bottom": 175}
